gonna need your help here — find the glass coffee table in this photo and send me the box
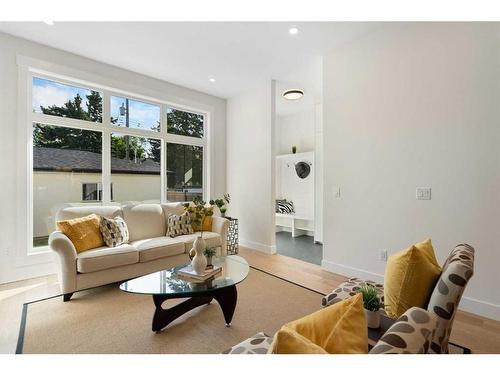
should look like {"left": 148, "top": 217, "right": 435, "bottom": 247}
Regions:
{"left": 119, "top": 255, "right": 249, "bottom": 333}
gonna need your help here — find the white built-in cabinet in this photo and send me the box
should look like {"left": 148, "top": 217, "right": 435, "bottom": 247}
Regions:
{"left": 275, "top": 151, "right": 315, "bottom": 238}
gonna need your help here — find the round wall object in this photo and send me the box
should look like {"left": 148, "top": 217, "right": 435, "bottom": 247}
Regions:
{"left": 295, "top": 161, "right": 311, "bottom": 179}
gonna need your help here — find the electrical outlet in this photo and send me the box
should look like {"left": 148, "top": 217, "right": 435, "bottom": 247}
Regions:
{"left": 379, "top": 249, "right": 388, "bottom": 262}
{"left": 416, "top": 187, "right": 431, "bottom": 200}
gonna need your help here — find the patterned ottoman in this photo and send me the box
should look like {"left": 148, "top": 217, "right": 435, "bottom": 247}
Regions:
{"left": 321, "top": 277, "right": 384, "bottom": 308}
{"left": 221, "top": 332, "right": 272, "bottom": 354}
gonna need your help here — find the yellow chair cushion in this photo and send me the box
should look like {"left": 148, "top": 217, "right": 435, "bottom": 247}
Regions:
{"left": 268, "top": 293, "right": 368, "bottom": 354}
{"left": 384, "top": 241, "right": 442, "bottom": 319}
{"left": 56, "top": 214, "right": 105, "bottom": 253}
{"left": 190, "top": 207, "right": 213, "bottom": 232}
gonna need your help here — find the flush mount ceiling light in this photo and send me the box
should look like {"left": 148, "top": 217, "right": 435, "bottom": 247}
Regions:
{"left": 289, "top": 27, "right": 299, "bottom": 35}
{"left": 43, "top": 21, "right": 54, "bottom": 25}
{"left": 282, "top": 89, "right": 304, "bottom": 100}
{"left": 209, "top": 78, "right": 216, "bottom": 83}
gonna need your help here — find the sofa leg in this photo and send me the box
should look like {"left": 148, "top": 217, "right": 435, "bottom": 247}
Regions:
{"left": 63, "top": 292, "right": 74, "bottom": 302}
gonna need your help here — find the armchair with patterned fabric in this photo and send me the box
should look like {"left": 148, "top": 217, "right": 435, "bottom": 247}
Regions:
{"left": 321, "top": 244, "right": 475, "bottom": 354}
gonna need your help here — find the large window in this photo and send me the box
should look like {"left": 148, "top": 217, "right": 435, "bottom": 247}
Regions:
{"left": 82, "top": 183, "right": 113, "bottom": 201}
{"left": 111, "top": 133, "right": 161, "bottom": 203}
{"left": 166, "top": 143, "right": 203, "bottom": 202}
{"left": 111, "top": 96, "right": 160, "bottom": 132}
{"left": 32, "top": 124, "right": 102, "bottom": 249}
{"left": 28, "top": 73, "right": 207, "bottom": 253}
{"left": 32, "top": 77, "right": 102, "bottom": 123}
{"left": 167, "top": 107, "right": 204, "bottom": 138}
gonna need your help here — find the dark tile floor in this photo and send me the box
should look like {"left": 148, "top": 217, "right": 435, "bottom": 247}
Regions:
{"left": 275, "top": 231, "right": 323, "bottom": 265}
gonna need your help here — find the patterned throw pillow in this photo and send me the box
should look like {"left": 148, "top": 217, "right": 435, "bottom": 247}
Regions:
{"left": 167, "top": 212, "right": 194, "bottom": 238}
{"left": 99, "top": 216, "right": 129, "bottom": 247}
{"left": 276, "top": 199, "right": 295, "bottom": 214}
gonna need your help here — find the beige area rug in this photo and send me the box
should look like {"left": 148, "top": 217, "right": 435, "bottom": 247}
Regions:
{"left": 19, "top": 268, "right": 323, "bottom": 354}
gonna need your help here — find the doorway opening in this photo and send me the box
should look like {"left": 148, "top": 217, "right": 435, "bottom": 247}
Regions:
{"left": 273, "top": 74, "right": 323, "bottom": 265}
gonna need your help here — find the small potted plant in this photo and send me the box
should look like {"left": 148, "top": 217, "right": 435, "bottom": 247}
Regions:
{"left": 359, "top": 285, "right": 384, "bottom": 329}
{"left": 183, "top": 197, "right": 214, "bottom": 274}
{"left": 210, "top": 193, "right": 231, "bottom": 218}
{"left": 204, "top": 246, "right": 217, "bottom": 268}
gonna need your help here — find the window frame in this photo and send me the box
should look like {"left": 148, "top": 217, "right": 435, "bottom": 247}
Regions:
{"left": 20, "top": 60, "right": 210, "bottom": 259}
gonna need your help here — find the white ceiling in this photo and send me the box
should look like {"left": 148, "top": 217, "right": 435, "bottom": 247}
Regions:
{"left": 0, "top": 22, "right": 383, "bottom": 109}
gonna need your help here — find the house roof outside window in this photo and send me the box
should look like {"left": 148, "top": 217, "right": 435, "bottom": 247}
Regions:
{"left": 33, "top": 147, "right": 165, "bottom": 175}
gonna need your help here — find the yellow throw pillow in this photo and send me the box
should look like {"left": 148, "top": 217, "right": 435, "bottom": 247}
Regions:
{"left": 415, "top": 238, "right": 441, "bottom": 270}
{"left": 269, "top": 327, "right": 328, "bottom": 354}
{"left": 57, "top": 214, "right": 104, "bottom": 253}
{"left": 384, "top": 243, "right": 442, "bottom": 319}
{"left": 190, "top": 207, "right": 213, "bottom": 232}
{"left": 269, "top": 293, "right": 368, "bottom": 354}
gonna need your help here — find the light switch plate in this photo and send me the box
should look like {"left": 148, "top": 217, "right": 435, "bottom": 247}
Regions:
{"left": 416, "top": 187, "right": 431, "bottom": 200}
{"left": 379, "top": 249, "right": 388, "bottom": 262}
{"left": 333, "top": 186, "right": 340, "bottom": 198}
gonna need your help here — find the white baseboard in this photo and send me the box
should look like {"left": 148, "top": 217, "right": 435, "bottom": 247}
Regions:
{"left": 240, "top": 239, "right": 276, "bottom": 254}
{"left": 459, "top": 296, "right": 500, "bottom": 321}
{"left": 321, "top": 259, "right": 500, "bottom": 322}
{"left": 321, "top": 259, "right": 384, "bottom": 283}
{"left": 0, "top": 261, "right": 57, "bottom": 285}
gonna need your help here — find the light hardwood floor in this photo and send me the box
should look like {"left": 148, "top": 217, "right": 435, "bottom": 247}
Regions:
{"left": 1, "top": 246, "right": 499, "bottom": 353}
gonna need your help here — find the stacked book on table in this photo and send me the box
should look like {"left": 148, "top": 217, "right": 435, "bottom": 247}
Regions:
{"left": 177, "top": 265, "right": 222, "bottom": 282}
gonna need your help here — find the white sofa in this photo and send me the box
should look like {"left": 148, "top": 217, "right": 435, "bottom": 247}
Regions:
{"left": 49, "top": 203, "right": 229, "bottom": 301}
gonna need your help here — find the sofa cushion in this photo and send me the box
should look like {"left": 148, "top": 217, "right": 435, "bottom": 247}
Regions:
{"left": 56, "top": 205, "right": 122, "bottom": 221}
{"left": 122, "top": 204, "right": 166, "bottom": 241}
{"left": 77, "top": 244, "right": 138, "bottom": 273}
{"left": 161, "top": 203, "right": 185, "bottom": 218}
{"left": 180, "top": 232, "right": 222, "bottom": 252}
{"left": 222, "top": 332, "right": 273, "bottom": 354}
{"left": 57, "top": 214, "right": 105, "bottom": 253}
{"left": 131, "top": 236, "right": 186, "bottom": 263}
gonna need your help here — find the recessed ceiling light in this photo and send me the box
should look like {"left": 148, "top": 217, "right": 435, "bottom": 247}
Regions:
{"left": 43, "top": 21, "right": 54, "bottom": 26}
{"left": 209, "top": 78, "right": 216, "bottom": 83}
{"left": 283, "top": 89, "right": 304, "bottom": 100}
{"left": 289, "top": 27, "right": 299, "bottom": 35}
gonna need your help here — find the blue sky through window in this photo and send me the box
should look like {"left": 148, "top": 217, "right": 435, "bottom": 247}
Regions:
{"left": 110, "top": 96, "right": 160, "bottom": 132}
{"left": 32, "top": 77, "right": 94, "bottom": 113}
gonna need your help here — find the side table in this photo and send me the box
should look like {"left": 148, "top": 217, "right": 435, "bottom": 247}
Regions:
{"left": 225, "top": 216, "right": 239, "bottom": 255}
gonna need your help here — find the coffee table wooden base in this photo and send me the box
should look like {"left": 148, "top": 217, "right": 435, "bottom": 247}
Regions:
{"left": 152, "top": 285, "right": 238, "bottom": 333}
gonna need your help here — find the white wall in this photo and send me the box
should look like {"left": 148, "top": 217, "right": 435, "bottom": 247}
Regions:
{"left": 314, "top": 103, "right": 323, "bottom": 243}
{"left": 226, "top": 81, "right": 276, "bottom": 253}
{"left": 276, "top": 109, "right": 315, "bottom": 155}
{"left": 322, "top": 23, "right": 500, "bottom": 319}
{"left": 0, "top": 32, "right": 226, "bottom": 283}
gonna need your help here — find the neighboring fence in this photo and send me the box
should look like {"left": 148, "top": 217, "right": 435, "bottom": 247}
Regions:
{"left": 167, "top": 190, "right": 203, "bottom": 202}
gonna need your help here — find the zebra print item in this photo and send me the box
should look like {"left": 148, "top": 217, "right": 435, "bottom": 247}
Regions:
{"left": 276, "top": 199, "right": 295, "bottom": 214}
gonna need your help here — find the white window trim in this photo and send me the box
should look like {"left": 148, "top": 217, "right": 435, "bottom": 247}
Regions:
{"left": 17, "top": 56, "right": 212, "bottom": 265}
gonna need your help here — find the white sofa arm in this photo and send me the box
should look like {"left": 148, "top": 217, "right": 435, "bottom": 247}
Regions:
{"left": 211, "top": 216, "right": 230, "bottom": 255}
{"left": 49, "top": 231, "right": 77, "bottom": 294}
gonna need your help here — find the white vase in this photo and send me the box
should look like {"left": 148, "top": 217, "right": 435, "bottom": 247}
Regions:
{"left": 365, "top": 309, "right": 381, "bottom": 329}
{"left": 191, "top": 236, "right": 207, "bottom": 274}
